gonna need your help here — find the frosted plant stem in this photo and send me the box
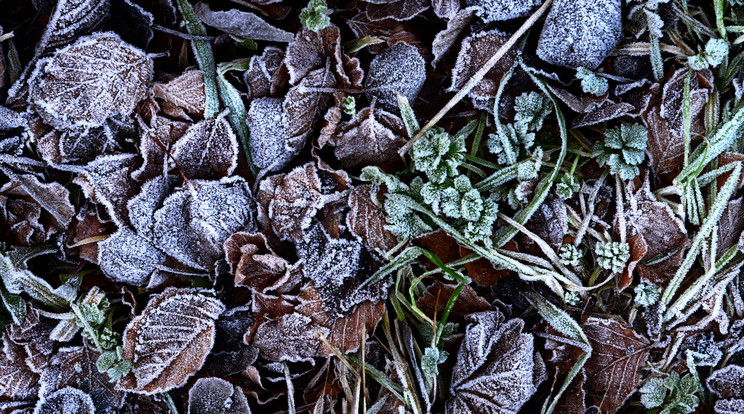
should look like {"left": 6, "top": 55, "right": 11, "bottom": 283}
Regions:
{"left": 398, "top": 0, "right": 554, "bottom": 155}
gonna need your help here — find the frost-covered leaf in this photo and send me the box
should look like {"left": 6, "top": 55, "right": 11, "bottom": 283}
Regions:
{"left": 251, "top": 312, "right": 329, "bottom": 362}
{"left": 536, "top": 0, "right": 622, "bottom": 69}
{"left": 171, "top": 114, "right": 239, "bottom": 180}
{"left": 28, "top": 32, "right": 152, "bottom": 130}
{"left": 131, "top": 115, "right": 190, "bottom": 182}
{"left": 284, "top": 25, "right": 339, "bottom": 85}
{"left": 34, "top": 387, "right": 95, "bottom": 414}
{"left": 0, "top": 106, "right": 26, "bottom": 130}
{"left": 195, "top": 2, "right": 293, "bottom": 42}
{"left": 716, "top": 399, "right": 744, "bottom": 414}
{"left": 347, "top": 185, "right": 398, "bottom": 252}
{"left": 117, "top": 288, "right": 225, "bottom": 394}
{"left": 0, "top": 171, "right": 75, "bottom": 228}
{"left": 153, "top": 70, "right": 206, "bottom": 117}
{"left": 6, "top": 0, "right": 110, "bottom": 103}
{"left": 447, "top": 310, "right": 544, "bottom": 413}
{"left": 259, "top": 163, "right": 326, "bottom": 241}
{"left": 432, "top": 0, "right": 460, "bottom": 18}
{"left": 187, "top": 377, "right": 251, "bottom": 414}
{"left": 40, "top": 345, "right": 126, "bottom": 411}
{"left": 224, "top": 232, "right": 290, "bottom": 291}
{"left": 0, "top": 331, "right": 38, "bottom": 398}
{"left": 582, "top": 317, "right": 650, "bottom": 414}
{"left": 365, "top": 42, "right": 425, "bottom": 111}
{"left": 243, "top": 47, "right": 285, "bottom": 100}
{"left": 707, "top": 365, "right": 744, "bottom": 399}
{"left": 97, "top": 227, "right": 166, "bottom": 286}
{"left": 283, "top": 64, "right": 336, "bottom": 149}
{"left": 246, "top": 97, "right": 295, "bottom": 172}
{"left": 718, "top": 198, "right": 744, "bottom": 258}
{"left": 73, "top": 153, "right": 139, "bottom": 227}
{"left": 366, "top": 0, "right": 430, "bottom": 21}
{"left": 465, "top": 0, "right": 541, "bottom": 21}
{"left": 330, "top": 106, "right": 407, "bottom": 168}
{"left": 432, "top": 7, "right": 476, "bottom": 67}
{"left": 449, "top": 29, "right": 517, "bottom": 102}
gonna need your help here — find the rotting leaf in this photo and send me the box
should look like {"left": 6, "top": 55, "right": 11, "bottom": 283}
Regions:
{"left": 365, "top": 42, "right": 426, "bottom": 111}
{"left": 330, "top": 106, "right": 407, "bottom": 168}
{"left": 447, "top": 310, "right": 545, "bottom": 413}
{"left": 582, "top": 316, "right": 650, "bottom": 414}
{"left": 188, "top": 377, "right": 252, "bottom": 414}
{"left": 347, "top": 185, "right": 398, "bottom": 253}
{"left": 28, "top": 32, "right": 153, "bottom": 130}
{"left": 117, "top": 288, "right": 225, "bottom": 394}
{"left": 170, "top": 114, "right": 239, "bottom": 180}
{"left": 195, "top": 2, "right": 293, "bottom": 43}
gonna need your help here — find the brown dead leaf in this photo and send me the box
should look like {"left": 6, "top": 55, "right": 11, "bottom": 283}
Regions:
{"left": 152, "top": 70, "right": 205, "bottom": 117}
{"left": 618, "top": 234, "right": 647, "bottom": 291}
{"left": 366, "top": 0, "right": 430, "bottom": 21}
{"left": 330, "top": 106, "right": 407, "bottom": 168}
{"left": 347, "top": 185, "right": 398, "bottom": 252}
{"left": 449, "top": 29, "right": 518, "bottom": 102}
{"left": 224, "top": 231, "right": 290, "bottom": 291}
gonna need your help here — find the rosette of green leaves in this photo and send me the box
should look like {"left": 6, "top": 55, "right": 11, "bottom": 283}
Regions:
{"left": 593, "top": 123, "right": 648, "bottom": 179}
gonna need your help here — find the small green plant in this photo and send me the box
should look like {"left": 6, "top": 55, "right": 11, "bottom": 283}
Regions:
{"left": 300, "top": 0, "right": 331, "bottom": 32}
{"left": 342, "top": 96, "right": 356, "bottom": 117}
{"left": 595, "top": 241, "right": 630, "bottom": 272}
{"left": 688, "top": 38, "right": 729, "bottom": 70}
{"left": 421, "top": 346, "right": 449, "bottom": 378}
{"left": 576, "top": 67, "right": 609, "bottom": 96}
{"left": 559, "top": 244, "right": 582, "bottom": 267}
{"left": 593, "top": 123, "right": 648, "bottom": 180}
{"left": 639, "top": 371, "right": 700, "bottom": 413}
{"left": 564, "top": 290, "right": 581, "bottom": 306}
{"left": 412, "top": 126, "right": 466, "bottom": 184}
{"left": 634, "top": 282, "right": 660, "bottom": 307}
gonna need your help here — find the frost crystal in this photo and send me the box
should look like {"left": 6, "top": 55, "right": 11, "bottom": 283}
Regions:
{"left": 536, "top": 0, "right": 622, "bottom": 69}
{"left": 411, "top": 126, "right": 466, "bottom": 184}
{"left": 514, "top": 91, "right": 552, "bottom": 131}
{"left": 365, "top": 42, "right": 426, "bottom": 111}
{"left": 300, "top": 0, "right": 331, "bottom": 32}
{"left": 595, "top": 241, "right": 630, "bottom": 272}
{"left": 564, "top": 290, "right": 581, "bottom": 306}
{"left": 593, "top": 123, "right": 648, "bottom": 179}
{"left": 465, "top": 0, "right": 541, "bottom": 21}
{"left": 34, "top": 386, "right": 95, "bottom": 414}
{"left": 576, "top": 67, "right": 609, "bottom": 96}
{"left": 634, "top": 282, "right": 660, "bottom": 307}
{"left": 559, "top": 244, "right": 582, "bottom": 267}
{"left": 170, "top": 114, "right": 239, "bottom": 180}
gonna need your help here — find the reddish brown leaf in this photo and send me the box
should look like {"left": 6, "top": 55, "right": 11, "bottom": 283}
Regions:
{"left": 330, "top": 106, "right": 407, "bottom": 168}
{"left": 152, "top": 70, "right": 205, "bottom": 117}
{"left": 224, "top": 231, "right": 291, "bottom": 291}
{"left": 449, "top": 29, "right": 518, "bottom": 101}
{"left": 347, "top": 185, "right": 398, "bottom": 252}
{"left": 618, "top": 234, "right": 647, "bottom": 291}
{"left": 416, "top": 283, "right": 492, "bottom": 323}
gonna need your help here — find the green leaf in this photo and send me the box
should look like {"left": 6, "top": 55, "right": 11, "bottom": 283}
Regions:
{"left": 216, "top": 59, "right": 257, "bottom": 175}
{"left": 299, "top": 0, "right": 330, "bottom": 32}
{"left": 0, "top": 283, "right": 25, "bottom": 325}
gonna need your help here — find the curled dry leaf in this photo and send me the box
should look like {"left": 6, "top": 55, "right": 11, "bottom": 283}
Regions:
{"left": 243, "top": 47, "right": 285, "bottom": 100}
{"left": 365, "top": 42, "right": 426, "bottom": 112}
{"left": 582, "top": 316, "right": 650, "bottom": 414}
{"left": 618, "top": 233, "right": 647, "bottom": 291}
{"left": 34, "top": 386, "right": 96, "bottom": 414}
{"left": 431, "top": 7, "right": 477, "bottom": 67}
{"left": 153, "top": 70, "right": 206, "bottom": 117}
{"left": 194, "top": 2, "right": 293, "bottom": 43}
{"left": 0, "top": 331, "right": 38, "bottom": 399}
{"left": 449, "top": 29, "right": 517, "bottom": 108}
{"left": 28, "top": 32, "right": 153, "bottom": 130}
{"left": 347, "top": 185, "right": 398, "bottom": 252}
{"left": 117, "top": 288, "right": 226, "bottom": 394}
{"left": 330, "top": 106, "right": 407, "bottom": 168}
{"left": 188, "top": 377, "right": 252, "bottom": 414}
{"left": 170, "top": 114, "right": 239, "bottom": 180}
{"left": 447, "top": 310, "right": 545, "bottom": 413}
{"left": 224, "top": 231, "right": 290, "bottom": 291}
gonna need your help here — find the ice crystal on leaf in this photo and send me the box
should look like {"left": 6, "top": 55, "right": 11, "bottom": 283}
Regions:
{"left": 555, "top": 173, "right": 581, "bottom": 199}
{"left": 487, "top": 122, "right": 535, "bottom": 165}
{"left": 187, "top": 377, "right": 252, "bottom": 414}
{"left": 98, "top": 228, "right": 166, "bottom": 286}
{"left": 34, "top": 386, "right": 96, "bottom": 414}
{"left": 170, "top": 114, "right": 239, "bottom": 180}
{"left": 576, "top": 67, "right": 609, "bottom": 96}
{"left": 364, "top": 42, "right": 426, "bottom": 111}
{"left": 634, "top": 282, "right": 661, "bottom": 307}
{"left": 447, "top": 310, "right": 545, "bottom": 413}
{"left": 300, "top": 0, "right": 331, "bottom": 32}
{"left": 639, "top": 372, "right": 699, "bottom": 413}
{"left": 412, "top": 127, "right": 466, "bottom": 184}
{"left": 421, "top": 346, "right": 448, "bottom": 378}
{"left": 559, "top": 244, "right": 582, "bottom": 267}
{"left": 593, "top": 123, "right": 648, "bottom": 179}
{"left": 465, "top": 0, "right": 541, "bottom": 21}
{"left": 689, "top": 38, "right": 729, "bottom": 71}
{"left": 595, "top": 241, "right": 630, "bottom": 272}
{"left": 28, "top": 32, "right": 152, "bottom": 130}
{"left": 117, "top": 288, "right": 225, "bottom": 394}
{"left": 514, "top": 91, "right": 553, "bottom": 131}
{"left": 195, "top": 2, "right": 293, "bottom": 43}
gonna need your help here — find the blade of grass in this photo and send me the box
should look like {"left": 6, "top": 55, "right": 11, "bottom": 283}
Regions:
{"left": 216, "top": 59, "right": 258, "bottom": 175}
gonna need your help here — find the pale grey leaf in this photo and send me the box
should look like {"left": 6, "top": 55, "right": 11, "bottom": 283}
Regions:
{"left": 34, "top": 387, "right": 95, "bottom": 414}
{"left": 246, "top": 97, "right": 295, "bottom": 172}
{"left": 153, "top": 70, "right": 206, "bottom": 117}
{"left": 536, "top": 0, "right": 622, "bottom": 69}
{"left": 366, "top": 0, "right": 430, "bottom": 22}
{"left": 98, "top": 227, "right": 166, "bottom": 286}
{"left": 715, "top": 399, "right": 744, "bottom": 414}
{"left": 330, "top": 106, "right": 407, "bottom": 168}
{"left": 195, "top": 2, "right": 293, "bottom": 43}
{"left": 127, "top": 175, "right": 181, "bottom": 237}
{"left": 72, "top": 153, "right": 139, "bottom": 227}
{"left": 187, "top": 377, "right": 251, "bottom": 414}
{"left": 432, "top": 0, "right": 461, "bottom": 18}
{"left": 0, "top": 106, "right": 26, "bottom": 130}
{"left": 432, "top": 7, "right": 477, "bottom": 67}
{"left": 28, "top": 32, "right": 153, "bottom": 130}
{"left": 117, "top": 288, "right": 225, "bottom": 394}
{"left": 448, "top": 29, "right": 516, "bottom": 101}
{"left": 171, "top": 115, "right": 239, "bottom": 180}
{"left": 365, "top": 42, "right": 425, "bottom": 111}
{"left": 464, "top": 0, "right": 541, "bottom": 21}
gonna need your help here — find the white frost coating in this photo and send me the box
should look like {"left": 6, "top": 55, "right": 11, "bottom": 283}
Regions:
{"left": 119, "top": 288, "right": 225, "bottom": 394}
{"left": 171, "top": 114, "right": 239, "bottom": 179}
{"left": 536, "top": 0, "right": 622, "bottom": 69}
{"left": 127, "top": 175, "right": 180, "bottom": 237}
{"left": 195, "top": 2, "right": 293, "bottom": 43}
{"left": 28, "top": 32, "right": 153, "bottom": 130}
{"left": 246, "top": 97, "right": 295, "bottom": 172}
{"left": 74, "top": 153, "right": 139, "bottom": 227}
{"left": 187, "top": 377, "right": 252, "bottom": 414}
{"left": 464, "top": 0, "right": 541, "bottom": 21}
{"left": 34, "top": 386, "right": 95, "bottom": 414}
{"left": 708, "top": 365, "right": 744, "bottom": 399}
{"left": 365, "top": 42, "right": 426, "bottom": 111}
{"left": 447, "top": 310, "right": 543, "bottom": 413}
{"left": 98, "top": 227, "right": 166, "bottom": 286}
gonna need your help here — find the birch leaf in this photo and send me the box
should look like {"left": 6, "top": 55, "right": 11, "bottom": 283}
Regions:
{"left": 117, "top": 288, "right": 225, "bottom": 394}
{"left": 28, "top": 32, "right": 153, "bottom": 130}
{"left": 153, "top": 70, "right": 206, "bottom": 117}
{"left": 170, "top": 115, "right": 239, "bottom": 180}
{"left": 330, "top": 106, "right": 407, "bottom": 168}
{"left": 97, "top": 227, "right": 166, "bottom": 286}
{"left": 365, "top": 42, "right": 426, "bottom": 111}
